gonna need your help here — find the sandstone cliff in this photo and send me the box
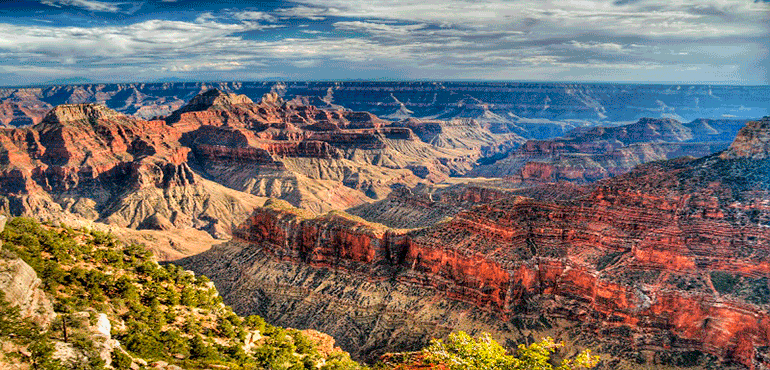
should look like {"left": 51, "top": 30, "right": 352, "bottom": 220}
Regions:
{"left": 0, "top": 103, "right": 265, "bottom": 241}
{"left": 171, "top": 90, "right": 520, "bottom": 213}
{"left": 0, "top": 89, "right": 524, "bottom": 256}
{"left": 180, "top": 118, "right": 770, "bottom": 369}
{"left": 722, "top": 117, "right": 770, "bottom": 159}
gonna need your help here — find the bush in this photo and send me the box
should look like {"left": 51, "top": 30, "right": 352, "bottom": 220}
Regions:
{"left": 711, "top": 271, "right": 739, "bottom": 294}
{"left": 424, "top": 332, "right": 599, "bottom": 370}
{"left": 112, "top": 350, "right": 133, "bottom": 369}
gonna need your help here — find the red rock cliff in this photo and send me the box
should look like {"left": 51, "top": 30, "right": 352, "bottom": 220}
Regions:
{"left": 207, "top": 118, "right": 770, "bottom": 369}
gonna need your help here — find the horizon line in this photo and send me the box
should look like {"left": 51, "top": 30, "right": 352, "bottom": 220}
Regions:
{"left": 2, "top": 79, "right": 770, "bottom": 89}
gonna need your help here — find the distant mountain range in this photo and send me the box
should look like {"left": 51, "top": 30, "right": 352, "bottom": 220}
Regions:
{"left": 1, "top": 82, "right": 768, "bottom": 132}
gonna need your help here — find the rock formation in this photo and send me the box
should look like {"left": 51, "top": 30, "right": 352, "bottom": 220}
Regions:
{"left": 179, "top": 118, "right": 770, "bottom": 369}
{"left": 0, "top": 216, "right": 55, "bottom": 327}
{"left": 0, "top": 103, "right": 265, "bottom": 241}
{"left": 0, "top": 89, "right": 523, "bottom": 252}
{"left": 722, "top": 117, "right": 770, "bottom": 159}
{"left": 170, "top": 90, "right": 519, "bottom": 213}
{"left": 471, "top": 117, "right": 749, "bottom": 183}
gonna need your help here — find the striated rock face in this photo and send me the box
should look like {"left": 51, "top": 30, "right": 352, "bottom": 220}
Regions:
{"left": 346, "top": 184, "right": 518, "bottom": 229}
{"left": 180, "top": 118, "right": 770, "bottom": 369}
{"left": 170, "top": 90, "right": 520, "bottom": 213}
{"left": 0, "top": 88, "right": 522, "bottom": 250}
{"left": 0, "top": 103, "right": 265, "bottom": 240}
{"left": 166, "top": 89, "right": 387, "bottom": 134}
{"left": 471, "top": 117, "right": 748, "bottom": 183}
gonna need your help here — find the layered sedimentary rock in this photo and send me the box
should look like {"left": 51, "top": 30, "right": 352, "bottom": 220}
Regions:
{"left": 346, "top": 184, "right": 519, "bottom": 229}
{"left": 180, "top": 117, "right": 770, "bottom": 369}
{"left": 471, "top": 117, "right": 748, "bottom": 183}
{"left": 0, "top": 89, "right": 523, "bottom": 247}
{"left": 723, "top": 118, "right": 770, "bottom": 159}
{"left": 0, "top": 103, "right": 265, "bottom": 240}
{"left": 172, "top": 90, "right": 519, "bottom": 213}
{"left": 166, "top": 90, "right": 387, "bottom": 135}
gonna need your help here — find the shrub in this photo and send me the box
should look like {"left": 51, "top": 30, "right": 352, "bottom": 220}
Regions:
{"left": 424, "top": 332, "right": 599, "bottom": 370}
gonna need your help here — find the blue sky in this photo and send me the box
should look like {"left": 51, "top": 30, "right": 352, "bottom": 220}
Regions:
{"left": 0, "top": 0, "right": 768, "bottom": 86}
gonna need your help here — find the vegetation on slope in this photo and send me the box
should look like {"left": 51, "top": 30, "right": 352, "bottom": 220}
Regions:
{"left": 0, "top": 217, "right": 365, "bottom": 369}
{"left": 0, "top": 217, "right": 598, "bottom": 370}
{"left": 421, "top": 332, "right": 599, "bottom": 370}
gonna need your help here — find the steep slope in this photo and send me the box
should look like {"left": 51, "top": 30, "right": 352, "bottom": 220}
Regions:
{"left": 0, "top": 103, "right": 265, "bottom": 240}
{"left": 0, "top": 90, "right": 521, "bottom": 249}
{"left": 471, "top": 117, "right": 748, "bottom": 183}
{"left": 0, "top": 217, "right": 368, "bottom": 370}
{"left": 180, "top": 117, "right": 770, "bottom": 369}
{"left": 172, "top": 90, "right": 518, "bottom": 213}
{"left": 346, "top": 184, "right": 515, "bottom": 229}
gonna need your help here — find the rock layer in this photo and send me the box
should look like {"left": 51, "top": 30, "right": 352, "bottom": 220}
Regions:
{"left": 172, "top": 90, "right": 520, "bottom": 213}
{"left": 0, "top": 102, "right": 265, "bottom": 239}
{"left": 471, "top": 117, "right": 748, "bottom": 183}
{"left": 180, "top": 118, "right": 770, "bottom": 369}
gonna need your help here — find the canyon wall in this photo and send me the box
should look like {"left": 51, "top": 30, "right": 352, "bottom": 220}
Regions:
{"left": 180, "top": 118, "right": 770, "bottom": 370}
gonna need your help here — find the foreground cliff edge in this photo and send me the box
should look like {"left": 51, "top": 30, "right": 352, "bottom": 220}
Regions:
{"left": 0, "top": 215, "right": 370, "bottom": 369}
{"left": 0, "top": 216, "right": 601, "bottom": 370}
{"left": 179, "top": 117, "right": 770, "bottom": 370}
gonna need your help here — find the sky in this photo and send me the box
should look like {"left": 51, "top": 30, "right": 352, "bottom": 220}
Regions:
{"left": 0, "top": 0, "right": 768, "bottom": 86}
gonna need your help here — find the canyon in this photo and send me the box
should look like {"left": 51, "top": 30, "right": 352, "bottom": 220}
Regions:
{"left": 0, "top": 88, "right": 519, "bottom": 240}
{"left": 180, "top": 117, "right": 770, "bottom": 369}
{"left": 1, "top": 83, "right": 769, "bottom": 369}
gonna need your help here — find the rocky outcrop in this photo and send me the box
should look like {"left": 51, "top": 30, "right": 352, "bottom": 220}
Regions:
{"left": 0, "top": 88, "right": 523, "bottom": 244}
{"left": 471, "top": 117, "right": 748, "bottom": 183}
{"left": 165, "top": 89, "right": 387, "bottom": 134}
{"left": 722, "top": 117, "right": 770, "bottom": 159}
{"left": 346, "top": 185, "right": 516, "bottom": 229}
{"left": 0, "top": 215, "right": 55, "bottom": 327}
{"left": 0, "top": 103, "right": 265, "bottom": 240}
{"left": 169, "top": 90, "right": 520, "bottom": 213}
{"left": 180, "top": 118, "right": 770, "bottom": 369}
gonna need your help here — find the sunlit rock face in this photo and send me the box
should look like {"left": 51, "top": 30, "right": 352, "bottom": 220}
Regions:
{"left": 0, "top": 89, "right": 521, "bottom": 238}
{"left": 180, "top": 118, "right": 770, "bottom": 370}
{"left": 0, "top": 101, "right": 263, "bottom": 240}
{"left": 165, "top": 89, "right": 520, "bottom": 213}
{"left": 722, "top": 117, "right": 770, "bottom": 159}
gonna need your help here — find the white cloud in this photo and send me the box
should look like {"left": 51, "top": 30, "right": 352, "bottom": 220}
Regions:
{"left": 2, "top": 0, "right": 768, "bottom": 84}
{"left": 333, "top": 21, "right": 426, "bottom": 36}
{"left": 39, "top": 0, "right": 127, "bottom": 13}
{"left": 165, "top": 61, "right": 248, "bottom": 72}
{"left": 233, "top": 11, "right": 278, "bottom": 23}
{"left": 284, "top": 0, "right": 768, "bottom": 38}
{"left": 569, "top": 41, "right": 626, "bottom": 52}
